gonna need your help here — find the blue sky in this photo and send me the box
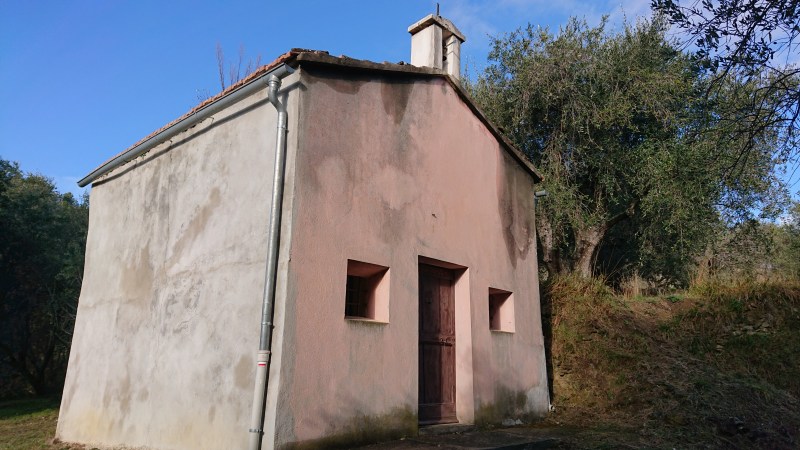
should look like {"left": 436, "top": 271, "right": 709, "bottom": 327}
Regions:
{"left": 10, "top": 0, "right": 799, "bottom": 201}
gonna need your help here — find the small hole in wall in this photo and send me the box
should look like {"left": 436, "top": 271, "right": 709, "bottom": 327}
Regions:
{"left": 345, "top": 260, "right": 389, "bottom": 322}
{"left": 489, "top": 288, "right": 514, "bottom": 332}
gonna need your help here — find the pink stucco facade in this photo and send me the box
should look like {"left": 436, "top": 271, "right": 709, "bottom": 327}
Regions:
{"left": 264, "top": 64, "right": 549, "bottom": 448}
{"left": 57, "top": 53, "right": 548, "bottom": 450}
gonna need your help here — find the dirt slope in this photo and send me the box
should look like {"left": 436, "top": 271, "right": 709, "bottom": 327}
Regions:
{"left": 543, "top": 277, "right": 800, "bottom": 449}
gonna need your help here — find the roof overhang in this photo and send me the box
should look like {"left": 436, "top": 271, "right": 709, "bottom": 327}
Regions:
{"left": 77, "top": 52, "right": 299, "bottom": 187}
{"left": 79, "top": 49, "right": 542, "bottom": 187}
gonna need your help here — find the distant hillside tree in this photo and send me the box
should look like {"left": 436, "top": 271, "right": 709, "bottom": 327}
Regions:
{"left": 469, "top": 17, "right": 787, "bottom": 284}
{"left": 691, "top": 211, "right": 800, "bottom": 283}
{"left": 0, "top": 159, "right": 88, "bottom": 396}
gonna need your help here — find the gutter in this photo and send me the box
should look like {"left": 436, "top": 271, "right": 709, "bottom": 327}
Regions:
{"left": 76, "top": 63, "right": 295, "bottom": 187}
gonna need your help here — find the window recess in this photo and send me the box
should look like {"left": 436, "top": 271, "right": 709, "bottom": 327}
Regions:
{"left": 488, "top": 288, "right": 514, "bottom": 332}
{"left": 345, "top": 260, "right": 390, "bottom": 322}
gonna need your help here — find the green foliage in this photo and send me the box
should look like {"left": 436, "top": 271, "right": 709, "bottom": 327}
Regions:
{"left": 0, "top": 158, "right": 88, "bottom": 397}
{"left": 469, "top": 17, "right": 788, "bottom": 285}
{"left": 666, "top": 294, "right": 682, "bottom": 303}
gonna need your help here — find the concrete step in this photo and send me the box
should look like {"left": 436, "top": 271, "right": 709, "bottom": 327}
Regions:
{"left": 418, "top": 423, "right": 476, "bottom": 435}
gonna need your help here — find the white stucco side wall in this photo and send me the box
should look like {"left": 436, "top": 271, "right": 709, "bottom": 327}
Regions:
{"left": 56, "top": 72, "right": 301, "bottom": 450}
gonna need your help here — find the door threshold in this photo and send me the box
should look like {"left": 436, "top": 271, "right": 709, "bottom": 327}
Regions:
{"left": 418, "top": 422, "right": 475, "bottom": 435}
{"left": 419, "top": 419, "right": 459, "bottom": 426}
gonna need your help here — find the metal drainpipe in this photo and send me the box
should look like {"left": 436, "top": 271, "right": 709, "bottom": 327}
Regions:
{"left": 248, "top": 71, "right": 293, "bottom": 450}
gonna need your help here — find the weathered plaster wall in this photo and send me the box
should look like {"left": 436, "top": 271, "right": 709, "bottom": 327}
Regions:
{"left": 57, "top": 65, "right": 546, "bottom": 450}
{"left": 56, "top": 73, "right": 301, "bottom": 450}
{"left": 272, "top": 67, "right": 548, "bottom": 448}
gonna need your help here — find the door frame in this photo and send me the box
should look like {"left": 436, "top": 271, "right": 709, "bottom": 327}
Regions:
{"left": 418, "top": 263, "right": 457, "bottom": 424}
{"left": 417, "top": 256, "right": 475, "bottom": 425}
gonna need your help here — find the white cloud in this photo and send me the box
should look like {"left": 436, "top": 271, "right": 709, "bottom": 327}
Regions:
{"left": 439, "top": 0, "right": 655, "bottom": 72}
{"left": 443, "top": 0, "right": 654, "bottom": 45}
{"left": 610, "top": 0, "right": 653, "bottom": 20}
{"left": 445, "top": 0, "right": 500, "bottom": 49}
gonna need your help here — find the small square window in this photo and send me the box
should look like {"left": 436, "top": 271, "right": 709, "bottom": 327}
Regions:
{"left": 344, "top": 260, "right": 389, "bottom": 322}
{"left": 489, "top": 288, "right": 514, "bottom": 332}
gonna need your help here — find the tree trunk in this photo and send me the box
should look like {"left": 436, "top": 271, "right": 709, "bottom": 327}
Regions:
{"left": 573, "top": 203, "right": 637, "bottom": 278}
{"left": 536, "top": 214, "right": 563, "bottom": 276}
{"left": 574, "top": 227, "right": 604, "bottom": 278}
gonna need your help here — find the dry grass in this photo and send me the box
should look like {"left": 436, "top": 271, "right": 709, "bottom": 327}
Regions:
{"left": 544, "top": 276, "right": 800, "bottom": 449}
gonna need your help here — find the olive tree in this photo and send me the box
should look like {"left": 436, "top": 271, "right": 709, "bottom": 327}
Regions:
{"left": 653, "top": 0, "right": 800, "bottom": 167}
{"left": 469, "top": 18, "right": 786, "bottom": 283}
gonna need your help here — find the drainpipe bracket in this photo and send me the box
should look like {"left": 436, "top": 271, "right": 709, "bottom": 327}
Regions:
{"left": 257, "top": 350, "right": 272, "bottom": 363}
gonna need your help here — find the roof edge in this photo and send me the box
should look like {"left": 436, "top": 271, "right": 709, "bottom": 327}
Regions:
{"left": 78, "top": 51, "right": 301, "bottom": 187}
{"left": 80, "top": 49, "right": 542, "bottom": 187}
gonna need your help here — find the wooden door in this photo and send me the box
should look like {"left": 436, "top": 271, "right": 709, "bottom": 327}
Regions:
{"left": 418, "top": 264, "right": 457, "bottom": 425}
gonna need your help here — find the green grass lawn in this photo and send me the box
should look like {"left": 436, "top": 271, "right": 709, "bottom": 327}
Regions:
{"left": 0, "top": 398, "right": 74, "bottom": 450}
